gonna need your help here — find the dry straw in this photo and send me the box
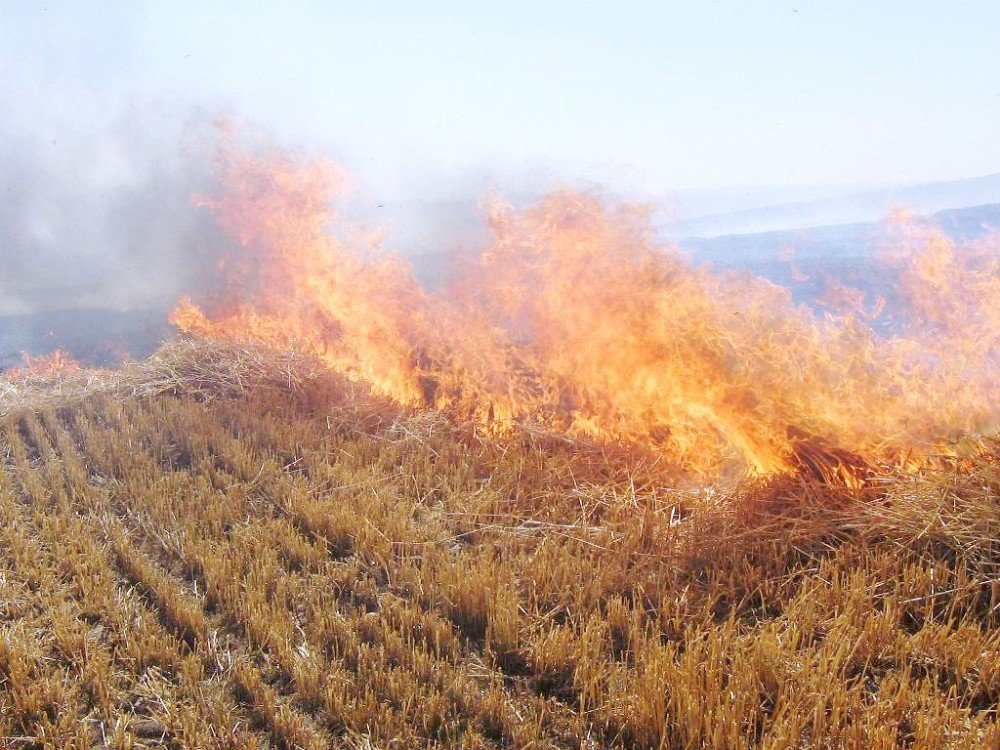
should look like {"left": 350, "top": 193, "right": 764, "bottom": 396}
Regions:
{"left": 0, "top": 337, "right": 997, "bottom": 747}
{"left": 0, "top": 336, "right": 322, "bottom": 420}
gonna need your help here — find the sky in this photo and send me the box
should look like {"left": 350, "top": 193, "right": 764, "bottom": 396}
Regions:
{"left": 1, "top": 1, "right": 999, "bottom": 315}
{"left": 3, "top": 0, "right": 1000, "bottom": 194}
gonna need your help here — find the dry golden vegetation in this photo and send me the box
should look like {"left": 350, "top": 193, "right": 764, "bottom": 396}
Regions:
{"left": 0, "top": 341, "right": 998, "bottom": 749}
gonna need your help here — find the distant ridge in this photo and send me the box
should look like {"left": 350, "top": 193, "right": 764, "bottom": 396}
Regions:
{"left": 677, "top": 202, "right": 1000, "bottom": 316}
{"left": 664, "top": 173, "right": 1000, "bottom": 237}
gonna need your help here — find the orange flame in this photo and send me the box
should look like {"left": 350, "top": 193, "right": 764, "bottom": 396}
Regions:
{"left": 172, "top": 138, "right": 1000, "bottom": 479}
{"left": 5, "top": 349, "right": 81, "bottom": 378}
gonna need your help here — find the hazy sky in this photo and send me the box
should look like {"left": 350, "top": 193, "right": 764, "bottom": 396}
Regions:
{"left": 4, "top": 0, "right": 1000, "bottom": 195}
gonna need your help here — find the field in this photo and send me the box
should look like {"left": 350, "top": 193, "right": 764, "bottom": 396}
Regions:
{"left": 0, "top": 352, "right": 998, "bottom": 749}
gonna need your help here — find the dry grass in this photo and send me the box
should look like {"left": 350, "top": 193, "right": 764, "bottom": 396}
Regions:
{"left": 0, "top": 337, "right": 323, "bottom": 420}
{"left": 0, "top": 338, "right": 997, "bottom": 748}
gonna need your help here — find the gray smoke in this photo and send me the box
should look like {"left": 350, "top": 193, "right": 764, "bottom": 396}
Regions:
{"left": 0, "top": 115, "right": 233, "bottom": 317}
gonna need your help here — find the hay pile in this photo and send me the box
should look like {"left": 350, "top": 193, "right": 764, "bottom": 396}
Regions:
{"left": 0, "top": 337, "right": 323, "bottom": 420}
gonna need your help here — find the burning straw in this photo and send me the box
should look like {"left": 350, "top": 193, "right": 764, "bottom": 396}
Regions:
{"left": 168, "top": 135, "right": 999, "bottom": 481}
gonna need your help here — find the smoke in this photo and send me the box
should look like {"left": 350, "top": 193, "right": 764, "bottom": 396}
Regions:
{"left": 0, "top": 3, "right": 239, "bottom": 317}
{"left": 0, "top": 114, "right": 235, "bottom": 316}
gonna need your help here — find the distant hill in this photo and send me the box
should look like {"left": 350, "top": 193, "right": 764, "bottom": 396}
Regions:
{"left": 663, "top": 174, "right": 1000, "bottom": 237}
{"left": 676, "top": 203, "right": 1000, "bottom": 328}
{"left": 680, "top": 201, "right": 1000, "bottom": 268}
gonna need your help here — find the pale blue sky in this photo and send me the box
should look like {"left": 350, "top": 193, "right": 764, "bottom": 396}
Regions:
{"left": 3, "top": 0, "right": 1000, "bottom": 195}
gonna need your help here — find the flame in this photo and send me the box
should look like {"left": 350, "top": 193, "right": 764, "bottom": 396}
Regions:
{"left": 172, "top": 138, "right": 1000, "bottom": 480}
{"left": 5, "top": 349, "right": 81, "bottom": 378}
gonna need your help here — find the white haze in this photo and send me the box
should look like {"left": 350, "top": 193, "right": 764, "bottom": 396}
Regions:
{"left": 1, "top": 1, "right": 999, "bottom": 316}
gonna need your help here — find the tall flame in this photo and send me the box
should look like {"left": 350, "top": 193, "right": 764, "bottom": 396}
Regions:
{"left": 172, "top": 137, "right": 999, "bottom": 479}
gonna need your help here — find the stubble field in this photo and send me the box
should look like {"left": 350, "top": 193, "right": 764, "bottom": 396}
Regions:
{"left": 0, "top": 370, "right": 998, "bottom": 749}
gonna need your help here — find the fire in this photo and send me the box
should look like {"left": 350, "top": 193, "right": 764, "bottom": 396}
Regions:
{"left": 5, "top": 349, "right": 81, "bottom": 378}
{"left": 172, "top": 137, "right": 1000, "bottom": 480}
